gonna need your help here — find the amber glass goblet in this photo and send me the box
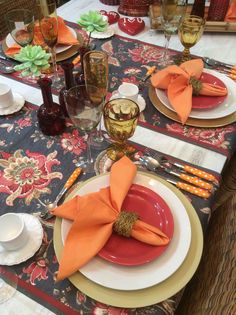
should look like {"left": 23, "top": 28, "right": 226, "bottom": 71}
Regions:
{"left": 36, "top": 0, "right": 63, "bottom": 89}
{"left": 103, "top": 98, "right": 140, "bottom": 161}
{"left": 178, "top": 15, "right": 205, "bottom": 62}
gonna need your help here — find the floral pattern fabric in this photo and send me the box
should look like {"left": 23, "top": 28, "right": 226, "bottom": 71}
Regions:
{"left": 0, "top": 21, "right": 236, "bottom": 315}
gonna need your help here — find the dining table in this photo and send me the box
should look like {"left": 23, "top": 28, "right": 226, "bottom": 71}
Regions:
{"left": 0, "top": 0, "right": 236, "bottom": 314}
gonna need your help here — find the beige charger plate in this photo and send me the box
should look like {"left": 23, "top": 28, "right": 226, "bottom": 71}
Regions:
{"left": 53, "top": 172, "right": 203, "bottom": 308}
{"left": 2, "top": 31, "right": 83, "bottom": 63}
{"left": 149, "top": 86, "right": 236, "bottom": 128}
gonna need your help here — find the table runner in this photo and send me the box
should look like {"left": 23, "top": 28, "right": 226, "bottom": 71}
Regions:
{"left": 0, "top": 22, "right": 236, "bottom": 315}
{"left": 1, "top": 21, "right": 236, "bottom": 159}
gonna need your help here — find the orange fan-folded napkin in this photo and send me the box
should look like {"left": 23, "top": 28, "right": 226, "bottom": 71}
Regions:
{"left": 224, "top": 0, "right": 236, "bottom": 21}
{"left": 5, "top": 17, "right": 78, "bottom": 56}
{"left": 52, "top": 156, "right": 170, "bottom": 281}
{"left": 151, "top": 59, "right": 228, "bottom": 124}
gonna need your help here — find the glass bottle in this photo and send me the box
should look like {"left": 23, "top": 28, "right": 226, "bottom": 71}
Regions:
{"left": 37, "top": 77, "right": 65, "bottom": 136}
{"left": 59, "top": 62, "right": 75, "bottom": 117}
{"left": 75, "top": 45, "right": 91, "bottom": 85}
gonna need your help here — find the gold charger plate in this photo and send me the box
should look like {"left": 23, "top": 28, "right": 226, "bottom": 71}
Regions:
{"left": 1, "top": 31, "right": 83, "bottom": 63}
{"left": 53, "top": 172, "right": 203, "bottom": 308}
{"left": 149, "top": 86, "right": 236, "bottom": 128}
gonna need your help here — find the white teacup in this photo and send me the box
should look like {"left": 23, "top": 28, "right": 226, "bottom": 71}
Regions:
{"left": 118, "top": 83, "right": 139, "bottom": 102}
{"left": 0, "top": 213, "right": 28, "bottom": 251}
{"left": 0, "top": 83, "right": 14, "bottom": 109}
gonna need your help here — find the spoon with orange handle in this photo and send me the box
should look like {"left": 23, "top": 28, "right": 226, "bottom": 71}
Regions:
{"left": 40, "top": 167, "right": 82, "bottom": 219}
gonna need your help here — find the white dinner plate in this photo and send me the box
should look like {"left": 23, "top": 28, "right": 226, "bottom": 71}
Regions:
{"left": 61, "top": 172, "right": 191, "bottom": 291}
{"left": 155, "top": 69, "right": 236, "bottom": 120}
{"left": 5, "top": 27, "right": 77, "bottom": 54}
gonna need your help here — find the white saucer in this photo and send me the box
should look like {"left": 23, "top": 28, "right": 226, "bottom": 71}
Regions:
{"left": 0, "top": 93, "right": 25, "bottom": 116}
{"left": 90, "top": 26, "right": 115, "bottom": 39}
{"left": 110, "top": 92, "right": 146, "bottom": 112}
{"left": 0, "top": 214, "right": 43, "bottom": 266}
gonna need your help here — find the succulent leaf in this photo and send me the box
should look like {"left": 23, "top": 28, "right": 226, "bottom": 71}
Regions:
{"left": 13, "top": 45, "right": 51, "bottom": 77}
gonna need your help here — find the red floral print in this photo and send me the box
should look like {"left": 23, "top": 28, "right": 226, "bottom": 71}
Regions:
{"left": 166, "top": 123, "right": 236, "bottom": 148}
{"left": 16, "top": 117, "right": 32, "bottom": 128}
{"left": 23, "top": 259, "right": 49, "bottom": 285}
{"left": 60, "top": 129, "right": 86, "bottom": 155}
{"left": 94, "top": 303, "right": 129, "bottom": 315}
{"left": 0, "top": 150, "right": 62, "bottom": 205}
{"left": 129, "top": 45, "right": 163, "bottom": 63}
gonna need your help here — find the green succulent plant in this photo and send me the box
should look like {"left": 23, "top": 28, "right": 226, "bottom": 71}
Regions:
{"left": 14, "top": 45, "right": 51, "bottom": 77}
{"left": 78, "top": 11, "right": 108, "bottom": 46}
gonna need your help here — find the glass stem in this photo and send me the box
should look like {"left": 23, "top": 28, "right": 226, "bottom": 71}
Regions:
{"left": 182, "top": 48, "right": 190, "bottom": 62}
{"left": 86, "top": 133, "right": 93, "bottom": 164}
{"left": 163, "top": 34, "right": 171, "bottom": 63}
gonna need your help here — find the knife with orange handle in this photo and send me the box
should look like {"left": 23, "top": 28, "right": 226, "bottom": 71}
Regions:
{"left": 173, "top": 162, "right": 218, "bottom": 185}
{"left": 164, "top": 168, "right": 214, "bottom": 191}
{"left": 167, "top": 179, "right": 211, "bottom": 198}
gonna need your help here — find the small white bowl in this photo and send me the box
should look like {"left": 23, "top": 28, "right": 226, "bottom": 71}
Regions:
{"left": 0, "top": 213, "right": 28, "bottom": 251}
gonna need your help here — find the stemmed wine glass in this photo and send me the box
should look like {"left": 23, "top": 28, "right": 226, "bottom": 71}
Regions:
{"left": 83, "top": 50, "right": 109, "bottom": 146}
{"left": 36, "top": 0, "right": 63, "bottom": 89}
{"left": 178, "top": 15, "right": 205, "bottom": 62}
{"left": 159, "top": 0, "right": 187, "bottom": 67}
{"left": 5, "top": 9, "right": 34, "bottom": 47}
{"left": 64, "top": 85, "right": 104, "bottom": 173}
{"left": 103, "top": 98, "right": 140, "bottom": 161}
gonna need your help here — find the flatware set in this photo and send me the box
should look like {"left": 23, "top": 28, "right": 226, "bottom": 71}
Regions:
{"left": 139, "top": 154, "right": 217, "bottom": 199}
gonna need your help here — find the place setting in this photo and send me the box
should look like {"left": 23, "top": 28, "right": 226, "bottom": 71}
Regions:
{"left": 53, "top": 156, "right": 203, "bottom": 307}
{"left": 148, "top": 12, "right": 236, "bottom": 128}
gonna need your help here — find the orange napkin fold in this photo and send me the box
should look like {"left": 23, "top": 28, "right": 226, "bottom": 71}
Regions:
{"left": 52, "top": 156, "right": 170, "bottom": 281}
{"left": 5, "top": 17, "right": 78, "bottom": 56}
{"left": 151, "top": 59, "right": 228, "bottom": 124}
{"left": 225, "top": 0, "right": 236, "bottom": 21}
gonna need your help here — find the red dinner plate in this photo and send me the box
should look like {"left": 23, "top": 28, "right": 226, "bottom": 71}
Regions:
{"left": 192, "top": 72, "right": 227, "bottom": 110}
{"left": 98, "top": 184, "right": 174, "bottom": 266}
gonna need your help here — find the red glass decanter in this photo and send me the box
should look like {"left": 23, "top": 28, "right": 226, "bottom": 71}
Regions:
{"left": 37, "top": 77, "right": 65, "bottom": 136}
{"left": 75, "top": 45, "right": 91, "bottom": 85}
{"left": 59, "top": 62, "right": 75, "bottom": 117}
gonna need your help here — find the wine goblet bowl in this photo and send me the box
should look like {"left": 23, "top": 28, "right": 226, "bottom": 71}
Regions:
{"left": 103, "top": 98, "right": 140, "bottom": 161}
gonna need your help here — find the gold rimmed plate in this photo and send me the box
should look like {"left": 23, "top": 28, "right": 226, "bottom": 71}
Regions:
{"left": 54, "top": 172, "right": 203, "bottom": 308}
{"left": 149, "top": 85, "right": 236, "bottom": 128}
{"left": 1, "top": 29, "right": 83, "bottom": 63}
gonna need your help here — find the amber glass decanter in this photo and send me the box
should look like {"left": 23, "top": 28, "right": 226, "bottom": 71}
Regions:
{"left": 59, "top": 62, "right": 75, "bottom": 117}
{"left": 37, "top": 77, "right": 65, "bottom": 136}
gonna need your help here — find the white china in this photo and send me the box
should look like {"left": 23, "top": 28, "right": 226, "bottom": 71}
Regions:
{"left": 61, "top": 172, "right": 192, "bottom": 291}
{"left": 90, "top": 26, "right": 115, "bottom": 39}
{"left": 0, "top": 89, "right": 25, "bottom": 116}
{"left": 110, "top": 91, "right": 146, "bottom": 112}
{"left": 0, "top": 213, "right": 28, "bottom": 251}
{"left": 0, "top": 83, "right": 14, "bottom": 108}
{"left": 118, "top": 82, "right": 139, "bottom": 102}
{"left": 0, "top": 214, "right": 43, "bottom": 266}
{"left": 155, "top": 69, "right": 236, "bottom": 120}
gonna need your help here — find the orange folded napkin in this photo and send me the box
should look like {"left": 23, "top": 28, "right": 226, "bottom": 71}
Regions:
{"left": 5, "top": 17, "right": 78, "bottom": 56}
{"left": 151, "top": 59, "right": 228, "bottom": 124}
{"left": 224, "top": 0, "right": 236, "bottom": 21}
{"left": 52, "top": 156, "right": 170, "bottom": 281}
